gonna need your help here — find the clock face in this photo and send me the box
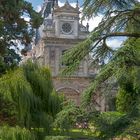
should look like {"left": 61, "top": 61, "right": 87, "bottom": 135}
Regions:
{"left": 62, "top": 23, "right": 72, "bottom": 34}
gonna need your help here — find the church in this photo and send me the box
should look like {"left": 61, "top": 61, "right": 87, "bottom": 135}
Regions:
{"left": 24, "top": 0, "right": 106, "bottom": 111}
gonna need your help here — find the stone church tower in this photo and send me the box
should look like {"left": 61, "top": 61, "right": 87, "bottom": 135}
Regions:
{"left": 25, "top": 0, "right": 106, "bottom": 111}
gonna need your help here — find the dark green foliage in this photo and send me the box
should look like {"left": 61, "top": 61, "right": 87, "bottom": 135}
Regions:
{"left": 0, "top": 0, "right": 43, "bottom": 74}
{"left": 124, "top": 118, "right": 140, "bottom": 139}
{"left": 107, "top": 96, "right": 116, "bottom": 111}
{"left": 62, "top": 1, "right": 140, "bottom": 75}
{"left": 62, "top": 39, "right": 92, "bottom": 75}
{"left": 0, "top": 0, "right": 43, "bottom": 54}
{"left": 88, "top": 111, "right": 131, "bottom": 140}
{"left": 0, "top": 94, "right": 16, "bottom": 126}
{"left": 82, "top": 38, "right": 140, "bottom": 106}
{"left": 80, "top": 37, "right": 140, "bottom": 139}
{"left": 0, "top": 57, "right": 7, "bottom": 76}
{"left": 80, "top": 39, "right": 140, "bottom": 138}
{"left": 0, "top": 62, "right": 63, "bottom": 134}
{"left": 54, "top": 101, "right": 79, "bottom": 132}
{"left": 62, "top": 0, "right": 140, "bottom": 138}
{"left": 83, "top": 0, "right": 137, "bottom": 18}
{"left": 0, "top": 49, "right": 21, "bottom": 75}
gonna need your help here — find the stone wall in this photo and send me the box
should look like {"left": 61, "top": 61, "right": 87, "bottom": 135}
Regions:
{"left": 53, "top": 77, "right": 106, "bottom": 111}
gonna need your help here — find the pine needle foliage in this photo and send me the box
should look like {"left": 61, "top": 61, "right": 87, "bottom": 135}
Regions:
{"left": 80, "top": 38, "right": 140, "bottom": 139}
{"left": 82, "top": 38, "right": 140, "bottom": 107}
{"left": 83, "top": 0, "right": 138, "bottom": 18}
{"left": 88, "top": 111, "right": 139, "bottom": 140}
{"left": 0, "top": 0, "right": 43, "bottom": 55}
{"left": 0, "top": 93, "right": 16, "bottom": 125}
{"left": 0, "top": 61, "right": 63, "bottom": 132}
{"left": 62, "top": 1, "right": 140, "bottom": 139}
{"left": 62, "top": 1, "right": 140, "bottom": 75}
{"left": 62, "top": 38, "right": 140, "bottom": 139}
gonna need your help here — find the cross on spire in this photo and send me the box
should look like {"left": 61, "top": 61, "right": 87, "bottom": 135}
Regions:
{"left": 65, "top": 0, "right": 69, "bottom": 4}
{"left": 76, "top": 0, "right": 79, "bottom": 8}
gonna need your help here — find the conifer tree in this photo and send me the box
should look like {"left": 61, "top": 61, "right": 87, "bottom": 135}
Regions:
{"left": 62, "top": 0, "right": 140, "bottom": 139}
{"left": 63, "top": 0, "right": 140, "bottom": 74}
{"left": 0, "top": 0, "right": 43, "bottom": 74}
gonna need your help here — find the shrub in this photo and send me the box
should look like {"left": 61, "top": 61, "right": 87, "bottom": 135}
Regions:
{"left": 0, "top": 126, "right": 35, "bottom": 140}
{"left": 54, "top": 101, "right": 79, "bottom": 132}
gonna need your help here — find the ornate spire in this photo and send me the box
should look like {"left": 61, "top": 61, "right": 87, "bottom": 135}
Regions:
{"left": 56, "top": 0, "right": 58, "bottom": 5}
{"left": 76, "top": 0, "right": 79, "bottom": 7}
{"left": 76, "top": 0, "right": 79, "bottom": 9}
{"left": 65, "top": 0, "right": 69, "bottom": 5}
{"left": 86, "top": 23, "right": 89, "bottom": 32}
{"left": 54, "top": 0, "right": 59, "bottom": 8}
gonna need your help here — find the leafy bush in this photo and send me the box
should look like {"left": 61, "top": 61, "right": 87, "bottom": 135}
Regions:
{"left": 0, "top": 126, "right": 35, "bottom": 140}
{"left": 54, "top": 101, "right": 79, "bottom": 132}
{"left": 0, "top": 94, "right": 16, "bottom": 126}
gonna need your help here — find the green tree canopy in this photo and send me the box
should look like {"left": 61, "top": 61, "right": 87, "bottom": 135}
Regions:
{"left": 62, "top": 0, "right": 140, "bottom": 74}
{"left": 0, "top": 62, "right": 63, "bottom": 133}
{"left": 62, "top": 0, "right": 140, "bottom": 139}
{"left": 0, "top": 0, "right": 43, "bottom": 75}
{"left": 0, "top": 0, "right": 42, "bottom": 55}
{"left": 62, "top": 0, "right": 140, "bottom": 107}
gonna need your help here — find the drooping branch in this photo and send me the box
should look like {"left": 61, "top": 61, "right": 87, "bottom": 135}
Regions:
{"left": 62, "top": 0, "right": 140, "bottom": 75}
{"left": 104, "top": 32, "right": 140, "bottom": 38}
{"left": 92, "top": 32, "right": 140, "bottom": 49}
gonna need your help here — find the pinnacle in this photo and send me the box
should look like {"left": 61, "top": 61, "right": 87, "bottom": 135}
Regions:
{"left": 65, "top": 0, "right": 70, "bottom": 5}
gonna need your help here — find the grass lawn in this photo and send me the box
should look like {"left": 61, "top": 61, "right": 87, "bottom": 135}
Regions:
{"left": 51, "top": 129, "right": 97, "bottom": 139}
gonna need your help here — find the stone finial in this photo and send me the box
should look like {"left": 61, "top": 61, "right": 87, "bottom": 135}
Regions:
{"left": 81, "top": 20, "right": 83, "bottom": 25}
{"left": 86, "top": 23, "right": 89, "bottom": 32}
{"left": 65, "top": 0, "right": 69, "bottom": 5}
{"left": 76, "top": 0, "right": 79, "bottom": 8}
{"left": 54, "top": 0, "right": 59, "bottom": 9}
{"left": 56, "top": 0, "right": 58, "bottom": 4}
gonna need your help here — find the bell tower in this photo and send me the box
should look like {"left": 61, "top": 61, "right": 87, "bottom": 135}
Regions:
{"left": 38, "top": 0, "right": 89, "bottom": 77}
{"left": 25, "top": 0, "right": 107, "bottom": 111}
{"left": 53, "top": 0, "right": 79, "bottom": 38}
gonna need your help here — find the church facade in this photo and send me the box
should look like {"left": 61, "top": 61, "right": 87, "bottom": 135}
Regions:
{"left": 25, "top": 0, "right": 106, "bottom": 111}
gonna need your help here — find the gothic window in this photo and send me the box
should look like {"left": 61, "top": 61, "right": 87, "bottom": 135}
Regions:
{"left": 62, "top": 23, "right": 72, "bottom": 34}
